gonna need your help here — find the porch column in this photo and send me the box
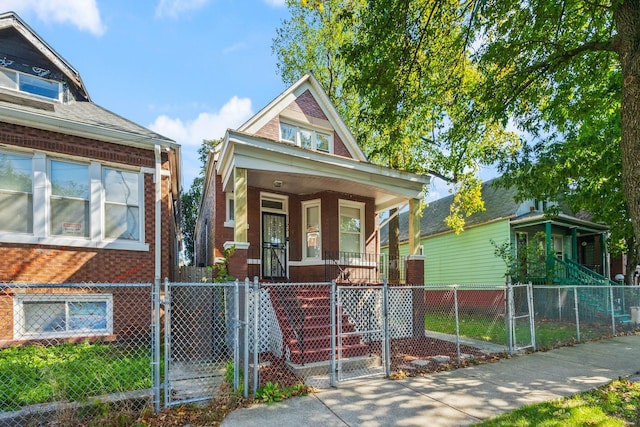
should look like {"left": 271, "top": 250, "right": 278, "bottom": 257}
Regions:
{"left": 234, "top": 167, "right": 248, "bottom": 243}
{"left": 571, "top": 228, "right": 578, "bottom": 262}
{"left": 545, "top": 222, "right": 553, "bottom": 283}
{"left": 408, "top": 198, "right": 421, "bottom": 256}
{"left": 226, "top": 167, "right": 249, "bottom": 280}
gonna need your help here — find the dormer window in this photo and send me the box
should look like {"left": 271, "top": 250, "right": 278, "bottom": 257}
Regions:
{"left": 0, "top": 66, "right": 63, "bottom": 101}
{"left": 280, "top": 121, "right": 333, "bottom": 153}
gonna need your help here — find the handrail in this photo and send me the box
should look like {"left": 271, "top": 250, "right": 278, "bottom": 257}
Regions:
{"left": 553, "top": 257, "right": 617, "bottom": 286}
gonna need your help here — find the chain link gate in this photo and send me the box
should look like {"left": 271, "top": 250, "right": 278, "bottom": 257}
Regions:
{"left": 331, "top": 281, "right": 389, "bottom": 384}
{"left": 161, "top": 279, "right": 240, "bottom": 408}
{"left": 507, "top": 281, "right": 536, "bottom": 354}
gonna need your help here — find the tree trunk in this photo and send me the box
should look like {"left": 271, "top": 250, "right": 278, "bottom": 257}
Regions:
{"left": 616, "top": 1, "right": 640, "bottom": 261}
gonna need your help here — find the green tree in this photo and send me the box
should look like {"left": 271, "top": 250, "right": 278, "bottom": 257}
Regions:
{"left": 471, "top": 0, "right": 639, "bottom": 276}
{"left": 181, "top": 138, "right": 222, "bottom": 265}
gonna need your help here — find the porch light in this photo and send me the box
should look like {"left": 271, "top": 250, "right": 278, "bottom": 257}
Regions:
{"left": 273, "top": 180, "right": 283, "bottom": 188}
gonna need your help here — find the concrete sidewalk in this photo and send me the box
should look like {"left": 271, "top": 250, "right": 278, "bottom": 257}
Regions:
{"left": 221, "top": 335, "right": 640, "bottom": 426}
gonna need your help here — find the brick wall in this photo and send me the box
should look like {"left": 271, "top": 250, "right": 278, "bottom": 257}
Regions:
{"left": 0, "top": 122, "right": 176, "bottom": 284}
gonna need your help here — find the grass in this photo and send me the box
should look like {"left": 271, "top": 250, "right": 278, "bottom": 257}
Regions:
{"left": 474, "top": 378, "right": 640, "bottom": 426}
{"left": 424, "top": 312, "right": 611, "bottom": 348}
{"left": 0, "top": 342, "right": 150, "bottom": 411}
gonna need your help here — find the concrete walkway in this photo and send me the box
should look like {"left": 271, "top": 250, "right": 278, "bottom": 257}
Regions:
{"left": 221, "top": 335, "right": 640, "bottom": 426}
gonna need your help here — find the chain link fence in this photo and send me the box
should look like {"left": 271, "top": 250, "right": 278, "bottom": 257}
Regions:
{"left": 3, "top": 279, "right": 640, "bottom": 426}
{"left": 0, "top": 282, "right": 153, "bottom": 427}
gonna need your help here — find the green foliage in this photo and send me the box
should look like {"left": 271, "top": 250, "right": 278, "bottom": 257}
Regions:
{"left": 181, "top": 138, "right": 223, "bottom": 265}
{"left": 0, "top": 342, "right": 150, "bottom": 411}
{"left": 224, "top": 361, "right": 244, "bottom": 395}
{"left": 255, "top": 381, "right": 284, "bottom": 404}
{"left": 491, "top": 232, "right": 548, "bottom": 283}
{"left": 476, "top": 378, "right": 640, "bottom": 426}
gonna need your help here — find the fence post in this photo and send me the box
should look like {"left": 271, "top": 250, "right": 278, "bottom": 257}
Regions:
{"left": 610, "top": 285, "right": 616, "bottom": 335}
{"left": 162, "top": 277, "right": 171, "bottom": 409}
{"left": 253, "top": 277, "right": 259, "bottom": 397}
{"left": 454, "top": 285, "right": 460, "bottom": 365}
{"left": 506, "top": 278, "right": 513, "bottom": 355}
{"left": 151, "top": 278, "right": 161, "bottom": 412}
{"left": 527, "top": 282, "right": 536, "bottom": 352}
{"left": 383, "top": 278, "right": 391, "bottom": 377}
{"left": 330, "top": 280, "right": 337, "bottom": 387}
{"left": 233, "top": 279, "right": 240, "bottom": 392}
{"left": 244, "top": 277, "right": 250, "bottom": 398}
{"left": 573, "top": 285, "right": 581, "bottom": 343}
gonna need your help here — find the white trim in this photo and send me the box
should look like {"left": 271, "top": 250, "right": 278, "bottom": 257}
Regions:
{"left": 302, "top": 199, "right": 322, "bottom": 261}
{"left": 224, "top": 241, "right": 250, "bottom": 250}
{"left": 14, "top": 293, "right": 114, "bottom": 340}
{"left": 338, "top": 199, "right": 365, "bottom": 254}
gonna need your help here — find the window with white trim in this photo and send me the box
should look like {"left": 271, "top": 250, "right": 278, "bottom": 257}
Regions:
{"left": 339, "top": 200, "right": 365, "bottom": 255}
{"left": 279, "top": 122, "right": 333, "bottom": 153}
{"left": 14, "top": 293, "right": 113, "bottom": 339}
{"left": 103, "top": 168, "right": 140, "bottom": 240}
{"left": 302, "top": 200, "right": 321, "bottom": 259}
{"left": 225, "top": 193, "right": 235, "bottom": 227}
{"left": 50, "top": 159, "right": 90, "bottom": 238}
{"left": 0, "top": 149, "right": 146, "bottom": 249}
{"left": 0, "top": 152, "right": 33, "bottom": 233}
{"left": 0, "top": 66, "right": 64, "bottom": 101}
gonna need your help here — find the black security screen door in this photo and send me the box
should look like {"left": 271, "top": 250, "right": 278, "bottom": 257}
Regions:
{"left": 262, "top": 212, "right": 287, "bottom": 279}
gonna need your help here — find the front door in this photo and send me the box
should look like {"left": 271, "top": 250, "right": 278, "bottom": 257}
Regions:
{"left": 262, "top": 212, "right": 287, "bottom": 279}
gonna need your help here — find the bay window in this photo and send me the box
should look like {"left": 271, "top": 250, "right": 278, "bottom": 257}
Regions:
{"left": 0, "top": 149, "right": 146, "bottom": 250}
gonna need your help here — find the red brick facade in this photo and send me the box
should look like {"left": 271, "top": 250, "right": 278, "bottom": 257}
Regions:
{"left": 0, "top": 123, "right": 178, "bottom": 284}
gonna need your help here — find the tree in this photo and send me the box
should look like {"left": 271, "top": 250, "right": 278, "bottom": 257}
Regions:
{"left": 471, "top": 1, "right": 640, "bottom": 276}
{"left": 273, "top": 0, "right": 519, "bottom": 232}
{"left": 181, "top": 138, "right": 222, "bottom": 265}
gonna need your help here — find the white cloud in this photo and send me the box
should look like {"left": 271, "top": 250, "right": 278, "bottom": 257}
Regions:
{"left": 149, "top": 96, "right": 254, "bottom": 187}
{"left": 263, "top": 0, "right": 286, "bottom": 6}
{"left": 155, "top": 0, "right": 210, "bottom": 19}
{"left": 2, "top": 0, "right": 105, "bottom": 36}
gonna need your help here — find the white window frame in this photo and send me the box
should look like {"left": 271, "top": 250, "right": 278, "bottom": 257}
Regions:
{"left": 279, "top": 121, "right": 334, "bottom": 153}
{"left": 102, "top": 167, "right": 143, "bottom": 241}
{"left": 338, "top": 199, "right": 365, "bottom": 255}
{"left": 0, "top": 149, "right": 148, "bottom": 251}
{"left": 302, "top": 199, "right": 321, "bottom": 260}
{"left": 14, "top": 293, "right": 114, "bottom": 340}
{"left": 0, "top": 150, "right": 34, "bottom": 234}
{"left": 224, "top": 192, "right": 235, "bottom": 227}
{"left": 48, "top": 158, "right": 90, "bottom": 239}
{"left": 0, "top": 66, "right": 63, "bottom": 102}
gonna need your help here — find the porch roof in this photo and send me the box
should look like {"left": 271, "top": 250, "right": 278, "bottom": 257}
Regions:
{"left": 217, "top": 130, "right": 430, "bottom": 213}
{"left": 511, "top": 212, "right": 609, "bottom": 235}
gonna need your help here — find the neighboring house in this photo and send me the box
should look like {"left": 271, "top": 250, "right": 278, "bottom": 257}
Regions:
{"left": 195, "top": 73, "right": 430, "bottom": 283}
{"left": 383, "top": 179, "right": 610, "bottom": 285}
{"left": 0, "top": 13, "right": 181, "bottom": 344}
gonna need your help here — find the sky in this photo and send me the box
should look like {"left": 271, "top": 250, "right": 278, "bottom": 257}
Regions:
{"left": 2, "top": 0, "right": 291, "bottom": 190}
{"left": 1, "top": 0, "right": 490, "bottom": 201}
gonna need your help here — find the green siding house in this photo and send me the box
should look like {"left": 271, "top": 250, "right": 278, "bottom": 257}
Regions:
{"left": 382, "top": 179, "right": 610, "bottom": 285}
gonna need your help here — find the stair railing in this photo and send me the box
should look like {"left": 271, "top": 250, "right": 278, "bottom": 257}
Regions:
{"left": 274, "top": 286, "right": 306, "bottom": 365}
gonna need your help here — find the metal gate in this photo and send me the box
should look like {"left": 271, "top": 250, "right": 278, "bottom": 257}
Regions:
{"left": 507, "top": 282, "right": 536, "bottom": 354}
{"left": 162, "top": 280, "right": 240, "bottom": 407}
{"left": 332, "top": 283, "right": 389, "bottom": 384}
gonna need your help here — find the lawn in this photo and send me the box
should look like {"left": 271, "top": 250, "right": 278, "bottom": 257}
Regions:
{"left": 424, "top": 312, "right": 611, "bottom": 348}
{"left": 0, "top": 342, "right": 151, "bottom": 411}
{"left": 474, "top": 378, "right": 640, "bottom": 426}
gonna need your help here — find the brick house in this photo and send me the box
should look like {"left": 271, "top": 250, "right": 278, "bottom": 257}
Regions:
{"left": 195, "top": 73, "right": 430, "bottom": 283}
{"left": 0, "top": 13, "right": 181, "bottom": 344}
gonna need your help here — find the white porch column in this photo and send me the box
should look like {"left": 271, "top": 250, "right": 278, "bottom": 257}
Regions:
{"left": 234, "top": 167, "right": 248, "bottom": 243}
{"left": 408, "top": 198, "right": 421, "bottom": 255}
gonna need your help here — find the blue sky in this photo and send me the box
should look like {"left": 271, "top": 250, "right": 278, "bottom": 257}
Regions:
{"left": 3, "top": 0, "right": 291, "bottom": 189}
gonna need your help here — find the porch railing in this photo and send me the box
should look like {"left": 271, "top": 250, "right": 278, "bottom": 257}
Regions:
{"left": 324, "top": 251, "right": 404, "bottom": 284}
{"left": 552, "top": 257, "right": 617, "bottom": 287}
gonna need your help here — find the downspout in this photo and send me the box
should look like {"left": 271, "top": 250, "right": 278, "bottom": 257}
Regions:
{"left": 155, "top": 145, "right": 162, "bottom": 283}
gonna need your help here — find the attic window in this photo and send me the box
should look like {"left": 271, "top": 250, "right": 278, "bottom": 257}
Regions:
{"left": 280, "top": 122, "right": 333, "bottom": 153}
{"left": 0, "top": 66, "right": 62, "bottom": 101}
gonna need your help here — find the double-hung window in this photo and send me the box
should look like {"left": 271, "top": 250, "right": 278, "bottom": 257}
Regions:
{"left": 280, "top": 122, "right": 333, "bottom": 153}
{"left": 0, "top": 152, "right": 33, "bottom": 233}
{"left": 302, "top": 200, "right": 321, "bottom": 259}
{"left": 104, "top": 168, "right": 140, "bottom": 240}
{"left": 50, "top": 160, "right": 90, "bottom": 238}
{"left": 339, "top": 200, "right": 365, "bottom": 255}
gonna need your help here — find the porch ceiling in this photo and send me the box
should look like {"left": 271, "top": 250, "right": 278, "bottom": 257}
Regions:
{"left": 219, "top": 131, "right": 430, "bottom": 213}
